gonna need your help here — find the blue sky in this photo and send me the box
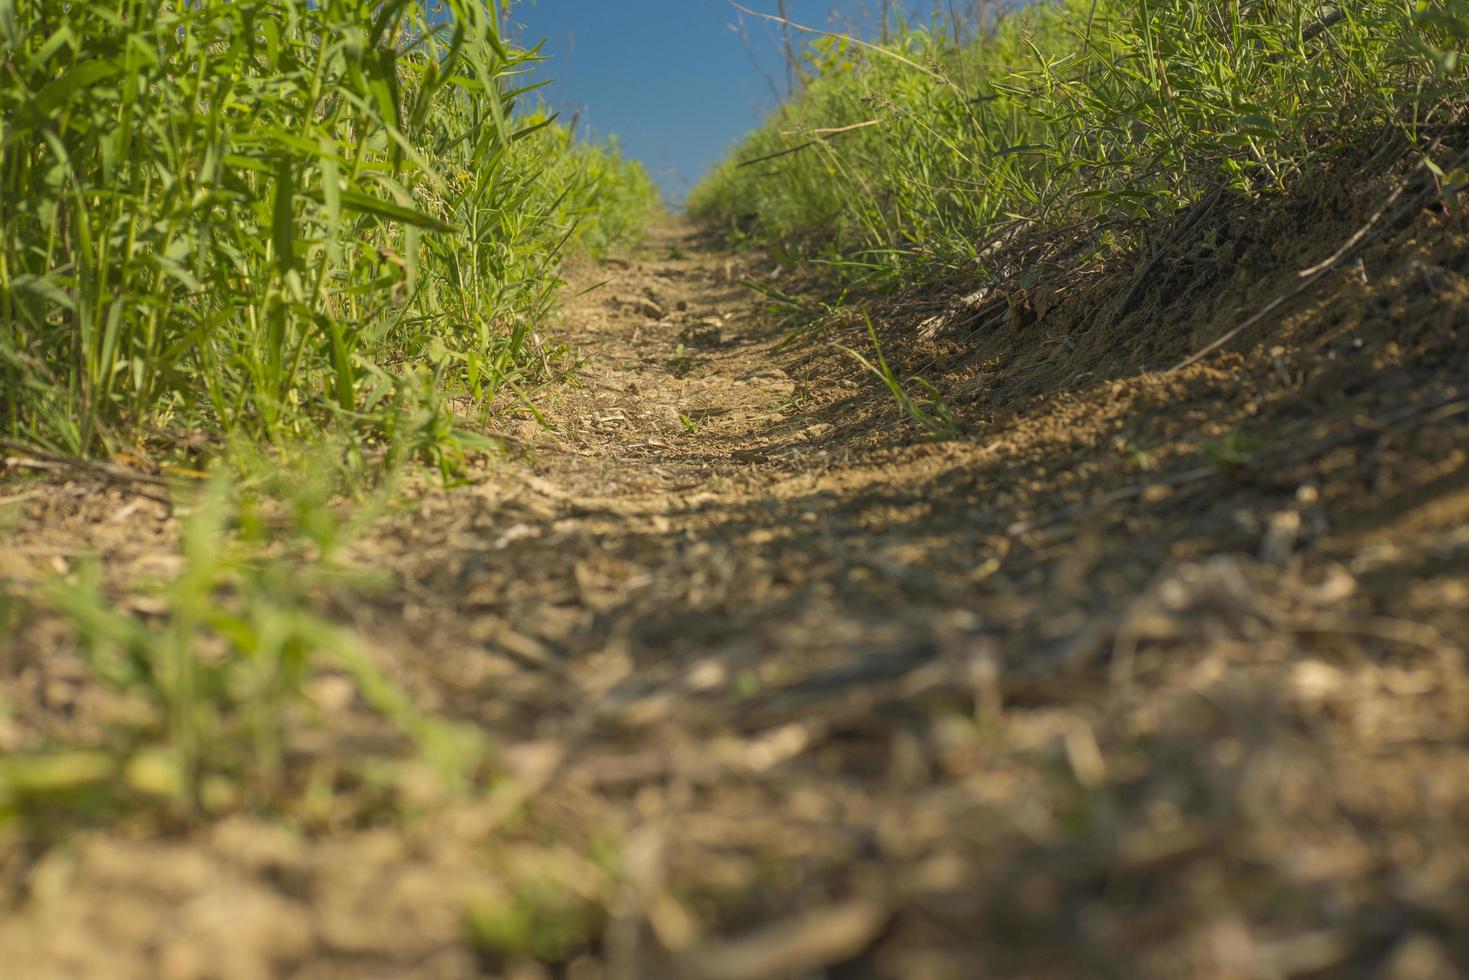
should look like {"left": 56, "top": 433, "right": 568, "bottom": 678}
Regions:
{"left": 504, "top": 2, "right": 935, "bottom": 204}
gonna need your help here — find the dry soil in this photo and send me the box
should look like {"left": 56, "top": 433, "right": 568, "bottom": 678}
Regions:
{"left": 2, "top": 142, "right": 1468, "bottom": 980}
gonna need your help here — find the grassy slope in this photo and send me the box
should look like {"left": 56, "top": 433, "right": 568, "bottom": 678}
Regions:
{"left": 691, "top": 0, "right": 1468, "bottom": 289}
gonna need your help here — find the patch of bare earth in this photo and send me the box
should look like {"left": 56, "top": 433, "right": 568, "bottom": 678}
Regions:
{"left": 3, "top": 137, "right": 1468, "bottom": 978}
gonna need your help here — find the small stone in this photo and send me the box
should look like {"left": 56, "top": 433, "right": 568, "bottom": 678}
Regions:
{"left": 680, "top": 320, "right": 722, "bottom": 348}
{"left": 614, "top": 295, "right": 666, "bottom": 320}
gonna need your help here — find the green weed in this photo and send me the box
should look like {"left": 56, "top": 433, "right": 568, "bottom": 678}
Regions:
{"left": 666, "top": 343, "right": 693, "bottom": 373}
{"left": 839, "top": 314, "right": 961, "bottom": 439}
{"left": 0, "top": 459, "right": 484, "bottom": 827}
{"left": 465, "top": 872, "right": 608, "bottom": 965}
{"left": 1117, "top": 436, "right": 1157, "bottom": 473}
{"left": 1205, "top": 429, "right": 1262, "bottom": 473}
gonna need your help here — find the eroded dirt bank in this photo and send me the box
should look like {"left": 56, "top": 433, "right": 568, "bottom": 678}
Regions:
{"left": 3, "top": 143, "right": 1469, "bottom": 979}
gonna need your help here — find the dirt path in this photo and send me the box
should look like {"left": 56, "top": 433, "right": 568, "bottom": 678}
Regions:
{"left": 5, "top": 179, "right": 1469, "bottom": 979}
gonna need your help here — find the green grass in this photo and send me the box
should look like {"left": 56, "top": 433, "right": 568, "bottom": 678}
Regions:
{"left": 838, "top": 314, "right": 961, "bottom": 438}
{"left": 0, "top": 454, "right": 484, "bottom": 828}
{"left": 690, "top": 0, "right": 1469, "bottom": 288}
{"left": 1, "top": 0, "right": 657, "bottom": 459}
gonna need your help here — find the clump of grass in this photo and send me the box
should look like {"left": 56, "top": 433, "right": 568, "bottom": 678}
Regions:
{"left": 0, "top": 457, "right": 483, "bottom": 828}
{"left": 1204, "top": 428, "right": 1262, "bottom": 474}
{"left": 0, "top": 0, "right": 656, "bottom": 458}
{"left": 665, "top": 342, "right": 694, "bottom": 374}
{"left": 464, "top": 871, "right": 609, "bottom": 966}
{"left": 690, "top": 0, "right": 1468, "bottom": 287}
{"left": 839, "top": 314, "right": 961, "bottom": 439}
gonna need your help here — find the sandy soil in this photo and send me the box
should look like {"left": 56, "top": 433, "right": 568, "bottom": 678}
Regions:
{"left": 2, "top": 138, "right": 1468, "bottom": 979}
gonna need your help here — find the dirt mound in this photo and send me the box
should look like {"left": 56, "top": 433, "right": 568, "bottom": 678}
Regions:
{"left": 3, "top": 133, "right": 1468, "bottom": 978}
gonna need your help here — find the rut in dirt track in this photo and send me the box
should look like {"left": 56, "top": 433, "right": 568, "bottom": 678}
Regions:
{"left": 380, "top": 219, "right": 1043, "bottom": 744}
{"left": 361, "top": 208, "right": 1469, "bottom": 978}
